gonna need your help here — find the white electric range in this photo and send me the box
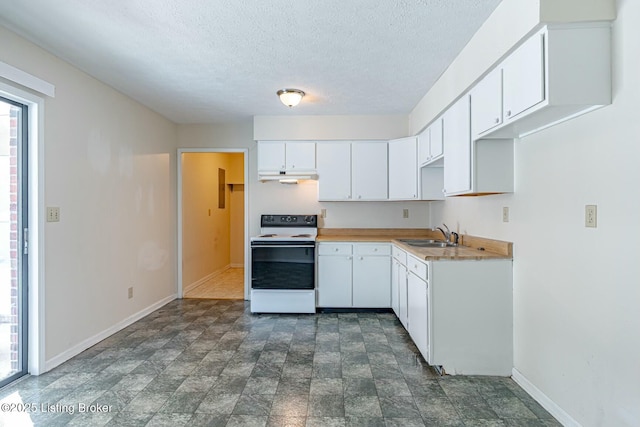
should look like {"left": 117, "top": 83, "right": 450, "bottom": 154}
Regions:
{"left": 250, "top": 214, "right": 317, "bottom": 313}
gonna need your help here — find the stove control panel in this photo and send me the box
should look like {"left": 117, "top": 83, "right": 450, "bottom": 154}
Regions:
{"left": 261, "top": 214, "right": 317, "bottom": 227}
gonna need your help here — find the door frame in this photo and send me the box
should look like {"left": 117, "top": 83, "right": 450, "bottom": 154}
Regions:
{"left": 177, "top": 148, "right": 250, "bottom": 300}
{"left": 0, "top": 81, "right": 46, "bottom": 376}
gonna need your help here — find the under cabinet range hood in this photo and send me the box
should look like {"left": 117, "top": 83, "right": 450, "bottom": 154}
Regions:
{"left": 259, "top": 171, "right": 318, "bottom": 183}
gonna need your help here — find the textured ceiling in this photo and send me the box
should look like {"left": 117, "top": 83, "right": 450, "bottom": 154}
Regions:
{"left": 0, "top": 0, "right": 502, "bottom": 123}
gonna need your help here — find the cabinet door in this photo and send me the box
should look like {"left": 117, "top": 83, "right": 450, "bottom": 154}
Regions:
{"left": 502, "top": 32, "right": 545, "bottom": 121}
{"left": 417, "top": 127, "right": 431, "bottom": 166}
{"left": 352, "top": 142, "right": 388, "bottom": 200}
{"left": 397, "top": 263, "right": 408, "bottom": 329}
{"left": 258, "top": 142, "right": 286, "bottom": 171}
{"left": 407, "top": 272, "right": 429, "bottom": 361}
{"left": 285, "top": 142, "right": 316, "bottom": 170}
{"left": 317, "top": 255, "right": 352, "bottom": 307}
{"left": 388, "top": 137, "right": 418, "bottom": 200}
{"left": 317, "top": 143, "right": 351, "bottom": 201}
{"left": 353, "top": 255, "right": 391, "bottom": 308}
{"left": 391, "top": 260, "right": 400, "bottom": 317}
{"left": 471, "top": 67, "right": 503, "bottom": 136}
{"left": 429, "top": 118, "right": 444, "bottom": 160}
{"left": 443, "top": 95, "right": 471, "bottom": 195}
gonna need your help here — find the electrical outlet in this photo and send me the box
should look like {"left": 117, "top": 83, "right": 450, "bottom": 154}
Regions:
{"left": 128, "top": 287, "right": 134, "bottom": 299}
{"left": 403, "top": 209, "right": 409, "bottom": 219}
{"left": 321, "top": 209, "right": 327, "bottom": 218}
{"left": 585, "top": 205, "right": 597, "bottom": 228}
{"left": 502, "top": 207, "right": 510, "bottom": 223}
{"left": 46, "top": 207, "right": 60, "bottom": 222}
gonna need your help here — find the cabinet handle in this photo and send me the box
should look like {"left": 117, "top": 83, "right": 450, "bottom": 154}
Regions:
{"left": 374, "top": 248, "right": 378, "bottom": 252}
{"left": 358, "top": 195, "right": 362, "bottom": 199}
{"left": 506, "top": 110, "right": 512, "bottom": 117}
{"left": 495, "top": 118, "right": 500, "bottom": 124}
{"left": 291, "top": 164, "right": 295, "bottom": 168}
{"left": 360, "top": 257, "right": 364, "bottom": 260}
{"left": 334, "top": 248, "right": 339, "bottom": 252}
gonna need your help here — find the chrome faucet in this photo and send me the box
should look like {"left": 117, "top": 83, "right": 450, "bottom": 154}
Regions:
{"left": 436, "top": 223, "right": 451, "bottom": 242}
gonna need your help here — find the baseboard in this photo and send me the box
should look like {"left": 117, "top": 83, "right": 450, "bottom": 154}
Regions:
{"left": 184, "top": 264, "right": 235, "bottom": 293}
{"left": 512, "top": 368, "right": 581, "bottom": 427}
{"left": 44, "top": 294, "right": 177, "bottom": 372}
{"left": 230, "top": 263, "right": 244, "bottom": 268}
{"left": 184, "top": 271, "right": 218, "bottom": 293}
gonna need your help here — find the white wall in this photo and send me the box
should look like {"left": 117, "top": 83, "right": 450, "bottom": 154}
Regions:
{"left": 178, "top": 121, "right": 431, "bottom": 236}
{"left": 428, "top": 1, "right": 639, "bottom": 425}
{"left": 254, "top": 115, "right": 408, "bottom": 140}
{"left": 0, "top": 26, "right": 177, "bottom": 365}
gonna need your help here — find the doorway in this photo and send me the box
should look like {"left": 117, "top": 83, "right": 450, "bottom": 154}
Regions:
{"left": 0, "top": 96, "right": 28, "bottom": 387}
{"left": 178, "top": 149, "right": 249, "bottom": 300}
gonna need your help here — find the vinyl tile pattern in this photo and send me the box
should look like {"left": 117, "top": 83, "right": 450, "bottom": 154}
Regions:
{"left": 184, "top": 268, "right": 244, "bottom": 299}
{"left": 0, "top": 300, "right": 560, "bottom": 426}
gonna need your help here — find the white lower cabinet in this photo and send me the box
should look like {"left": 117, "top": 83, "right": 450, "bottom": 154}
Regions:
{"left": 391, "top": 246, "right": 408, "bottom": 329}
{"left": 317, "top": 244, "right": 353, "bottom": 308}
{"left": 392, "top": 245, "right": 513, "bottom": 376}
{"left": 317, "top": 243, "right": 391, "bottom": 308}
{"left": 407, "top": 255, "right": 429, "bottom": 363}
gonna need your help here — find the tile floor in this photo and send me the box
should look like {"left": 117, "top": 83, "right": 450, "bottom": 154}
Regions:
{"left": 184, "top": 268, "right": 244, "bottom": 300}
{"left": 0, "top": 299, "right": 560, "bottom": 426}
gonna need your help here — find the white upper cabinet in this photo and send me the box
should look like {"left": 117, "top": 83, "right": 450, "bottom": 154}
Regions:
{"left": 443, "top": 96, "right": 471, "bottom": 196}
{"left": 502, "top": 32, "right": 545, "bottom": 122}
{"left": 257, "top": 141, "right": 315, "bottom": 172}
{"left": 418, "top": 118, "right": 444, "bottom": 167}
{"left": 444, "top": 94, "right": 514, "bottom": 197}
{"left": 258, "top": 141, "right": 286, "bottom": 171}
{"left": 477, "top": 24, "right": 611, "bottom": 139}
{"left": 317, "top": 142, "right": 351, "bottom": 201}
{"left": 388, "top": 137, "right": 418, "bottom": 200}
{"left": 286, "top": 142, "right": 316, "bottom": 170}
{"left": 430, "top": 119, "right": 444, "bottom": 161}
{"left": 471, "top": 67, "right": 503, "bottom": 137}
{"left": 351, "top": 141, "right": 388, "bottom": 200}
{"left": 317, "top": 141, "right": 387, "bottom": 201}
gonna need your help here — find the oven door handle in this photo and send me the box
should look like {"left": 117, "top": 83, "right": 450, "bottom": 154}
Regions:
{"left": 251, "top": 244, "right": 315, "bottom": 248}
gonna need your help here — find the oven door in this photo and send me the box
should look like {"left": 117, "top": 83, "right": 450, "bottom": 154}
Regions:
{"left": 251, "top": 241, "right": 315, "bottom": 290}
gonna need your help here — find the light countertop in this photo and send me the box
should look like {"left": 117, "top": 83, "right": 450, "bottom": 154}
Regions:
{"left": 316, "top": 228, "right": 512, "bottom": 261}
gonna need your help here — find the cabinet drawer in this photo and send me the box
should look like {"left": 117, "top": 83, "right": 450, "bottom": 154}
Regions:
{"left": 407, "top": 254, "right": 428, "bottom": 279}
{"left": 355, "top": 243, "right": 390, "bottom": 256}
{"left": 318, "top": 243, "right": 352, "bottom": 255}
{"left": 392, "top": 245, "right": 407, "bottom": 264}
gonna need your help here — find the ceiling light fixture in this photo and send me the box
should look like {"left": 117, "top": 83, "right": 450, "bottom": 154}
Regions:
{"left": 277, "top": 88, "right": 305, "bottom": 107}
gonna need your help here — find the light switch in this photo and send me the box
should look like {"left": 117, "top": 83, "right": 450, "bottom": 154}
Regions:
{"left": 47, "top": 207, "right": 60, "bottom": 222}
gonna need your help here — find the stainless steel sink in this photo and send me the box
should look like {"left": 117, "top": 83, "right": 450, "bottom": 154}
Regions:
{"left": 397, "top": 239, "right": 456, "bottom": 248}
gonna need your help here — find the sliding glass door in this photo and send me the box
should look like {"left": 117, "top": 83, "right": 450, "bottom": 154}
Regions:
{"left": 0, "top": 96, "right": 28, "bottom": 387}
